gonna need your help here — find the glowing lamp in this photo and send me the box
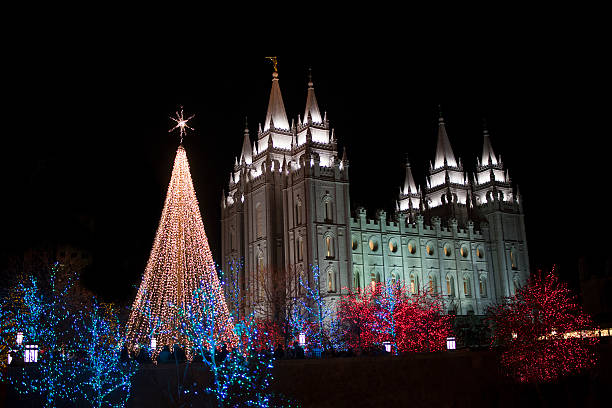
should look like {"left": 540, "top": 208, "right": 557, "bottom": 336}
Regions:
{"left": 512, "top": 332, "right": 518, "bottom": 339}
{"left": 298, "top": 333, "right": 306, "bottom": 346}
{"left": 446, "top": 337, "right": 456, "bottom": 350}
{"left": 383, "top": 341, "right": 392, "bottom": 353}
{"left": 24, "top": 344, "right": 38, "bottom": 363}
{"left": 16, "top": 332, "right": 23, "bottom": 345}
{"left": 150, "top": 337, "right": 157, "bottom": 350}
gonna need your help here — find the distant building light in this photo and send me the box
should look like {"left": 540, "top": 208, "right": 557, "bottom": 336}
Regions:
{"left": 383, "top": 342, "right": 392, "bottom": 353}
{"left": 298, "top": 333, "right": 306, "bottom": 346}
{"left": 150, "top": 337, "right": 157, "bottom": 350}
{"left": 24, "top": 345, "right": 38, "bottom": 363}
{"left": 512, "top": 332, "right": 518, "bottom": 339}
{"left": 446, "top": 337, "right": 456, "bottom": 350}
{"left": 16, "top": 332, "right": 23, "bottom": 345}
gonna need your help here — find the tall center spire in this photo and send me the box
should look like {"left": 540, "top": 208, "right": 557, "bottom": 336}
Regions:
{"left": 433, "top": 109, "right": 458, "bottom": 169}
{"left": 263, "top": 68, "right": 290, "bottom": 131}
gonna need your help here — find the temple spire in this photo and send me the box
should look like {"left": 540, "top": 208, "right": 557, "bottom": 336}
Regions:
{"left": 434, "top": 106, "right": 458, "bottom": 169}
{"left": 481, "top": 120, "right": 498, "bottom": 166}
{"left": 403, "top": 155, "right": 418, "bottom": 195}
{"left": 240, "top": 117, "right": 252, "bottom": 165}
{"left": 263, "top": 69, "right": 290, "bottom": 131}
{"left": 304, "top": 67, "right": 322, "bottom": 123}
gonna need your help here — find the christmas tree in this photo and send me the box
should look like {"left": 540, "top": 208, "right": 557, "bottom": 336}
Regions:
{"left": 126, "top": 114, "right": 236, "bottom": 358}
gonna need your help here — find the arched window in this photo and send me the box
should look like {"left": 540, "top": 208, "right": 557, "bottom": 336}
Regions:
{"left": 256, "top": 203, "right": 264, "bottom": 238}
{"left": 391, "top": 272, "right": 397, "bottom": 285}
{"left": 295, "top": 198, "right": 303, "bottom": 225}
{"left": 429, "top": 275, "right": 437, "bottom": 294}
{"left": 479, "top": 275, "right": 487, "bottom": 298}
{"left": 297, "top": 236, "right": 303, "bottom": 261}
{"left": 327, "top": 268, "right": 336, "bottom": 293}
{"left": 410, "top": 274, "right": 419, "bottom": 294}
{"left": 354, "top": 272, "right": 360, "bottom": 290}
{"left": 446, "top": 275, "right": 455, "bottom": 297}
{"left": 325, "top": 235, "right": 334, "bottom": 259}
{"left": 324, "top": 196, "right": 333, "bottom": 222}
{"left": 464, "top": 276, "right": 471, "bottom": 297}
{"left": 376, "top": 272, "right": 381, "bottom": 283}
{"left": 510, "top": 249, "right": 518, "bottom": 270}
{"left": 370, "top": 272, "right": 376, "bottom": 290}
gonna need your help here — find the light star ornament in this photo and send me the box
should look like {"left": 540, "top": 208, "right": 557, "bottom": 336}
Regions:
{"left": 169, "top": 106, "right": 195, "bottom": 143}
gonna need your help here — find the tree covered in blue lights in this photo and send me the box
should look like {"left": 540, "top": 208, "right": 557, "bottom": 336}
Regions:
{"left": 73, "top": 301, "right": 138, "bottom": 407}
{"left": 3, "top": 262, "right": 138, "bottom": 408}
{"left": 174, "top": 266, "right": 282, "bottom": 407}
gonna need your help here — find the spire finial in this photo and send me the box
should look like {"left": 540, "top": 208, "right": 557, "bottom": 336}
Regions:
{"left": 405, "top": 153, "right": 411, "bottom": 167}
{"left": 438, "top": 104, "right": 445, "bottom": 124}
{"left": 482, "top": 117, "right": 489, "bottom": 135}
{"left": 308, "top": 67, "right": 313, "bottom": 88}
{"left": 266, "top": 56, "right": 279, "bottom": 75}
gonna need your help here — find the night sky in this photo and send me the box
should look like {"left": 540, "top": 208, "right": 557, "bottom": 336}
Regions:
{"left": 2, "top": 35, "right": 609, "bottom": 303}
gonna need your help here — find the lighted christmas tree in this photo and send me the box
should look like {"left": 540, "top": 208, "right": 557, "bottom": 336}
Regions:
{"left": 126, "top": 109, "right": 236, "bottom": 359}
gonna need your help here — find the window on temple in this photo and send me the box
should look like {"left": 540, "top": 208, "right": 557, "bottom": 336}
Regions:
{"left": 389, "top": 240, "right": 397, "bottom": 253}
{"left": 354, "top": 272, "right": 360, "bottom": 290}
{"left": 464, "top": 276, "right": 471, "bottom": 297}
{"left": 510, "top": 249, "right": 518, "bottom": 270}
{"left": 391, "top": 272, "right": 397, "bottom": 284}
{"left": 295, "top": 198, "right": 303, "bottom": 225}
{"left": 352, "top": 237, "right": 359, "bottom": 250}
{"left": 408, "top": 241, "right": 416, "bottom": 254}
{"left": 479, "top": 276, "right": 487, "bottom": 298}
{"left": 477, "top": 247, "right": 484, "bottom": 259}
{"left": 410, "top": 275, "right": 417, "bottom": 294}
{"left": 370, "top": 272, "right": 376, "bottom": 290}
{"left": 460, "top": 246, "right": 468, "bottom": 258}
{"left": 369, "top": 239, "right": 378, "bottom": 251}
{"left": 446, "top": 275, "right": 455, "bottom": 297}
{"left": 324, "top": 198, "right": 333, "bottom": 222}
{"left": 327, "top": 269, "right": 336, "bottom": 292}
{"left": 326, "top": 236, "right": 334, "bottom": 259}
{"left": 297, "top": 236, "right": 303, "bottom": 261}
{"left": 429, "top": 276, "right": 437, "bottom": 294}
{"left": 444, "top": 244, "right": 451, "bottom": 257}
{"left": 256, "top": 203, "right": 264, "bottom": 238}
{"left": 426, "top": 243, "right": 434, "bottom": 256}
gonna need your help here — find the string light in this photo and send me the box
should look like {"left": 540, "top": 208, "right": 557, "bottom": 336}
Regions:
{"left": 338, "top": 282, "right": 453, "bottom": 354}
{"left": 168, "top": 106, "right": 195, "bottom": 144}
{"left": 487, "top": 266, "right": 599, "bottom": 383}
{"left": 125, "top": 144, "right": 236, "bottom": 360}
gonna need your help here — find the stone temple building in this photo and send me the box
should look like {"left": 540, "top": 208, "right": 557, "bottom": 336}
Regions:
{"left": 220, "top": 68, "right": 529, "bottom": 317}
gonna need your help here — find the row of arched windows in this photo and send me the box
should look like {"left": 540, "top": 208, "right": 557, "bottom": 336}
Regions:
{"left": 351, "top": 271, "right": 489, "bottom": 298}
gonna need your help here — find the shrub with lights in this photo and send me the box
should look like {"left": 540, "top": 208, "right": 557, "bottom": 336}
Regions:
{"left": 73, "top": 301, "right": 138, "bottom": 407}
{"left": 487, "top": 267, "right": 599, "bottom": 383}
{"left": 338, "top": 281, "right": 453, "bottom": 354}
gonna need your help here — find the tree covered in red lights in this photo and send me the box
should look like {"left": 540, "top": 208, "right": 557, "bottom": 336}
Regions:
{"left": 339, "top": 282, "right": 453, "bottom": 354}
{"left": 487, "top": 268, "right": 599, "bottom": 383}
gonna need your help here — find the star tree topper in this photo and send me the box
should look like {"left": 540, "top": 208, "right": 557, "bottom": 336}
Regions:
{"left": 169, "top": 106, "right": 195, "bottom": 143}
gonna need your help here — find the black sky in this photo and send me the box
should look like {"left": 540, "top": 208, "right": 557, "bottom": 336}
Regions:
{"left": 2, "top": 26, "right": 610, "bottom": 302}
